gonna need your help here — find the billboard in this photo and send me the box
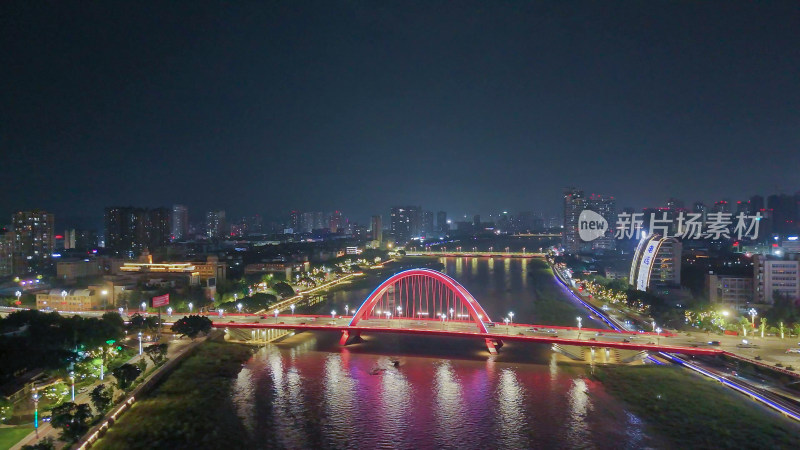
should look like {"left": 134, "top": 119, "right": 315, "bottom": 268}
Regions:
{"left": 152, "top": 294, "right": 170, "bottom": 308}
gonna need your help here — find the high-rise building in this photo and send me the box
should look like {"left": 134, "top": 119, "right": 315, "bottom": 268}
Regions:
{"left": 370, "top": 215, "right": 383, "bottom": 243}
{"left": 421, "top": 211, "right": 434, "bottom": 236}
{"left": 767, "top": 194, "right": 798, "bottom": 235}
{"left": 629, "top": 234, "right": 682, "bottom": 291}
{"left": 64, "top": 229, "right": 98, "bottom": 251}
{"left": 0, "top": 230, "right": 14, "bottom": 276}
{"left": 749, "top": 195, "right": 765, "bottom": 214}
{"left": 329, "top": 211, "right": 344, "bottom": 233}
{"left": 437, "top": 211, "right": 448, "bottom": 234}
{"left": 390, "top": 206, "right": 421, "bottom": 244}
{"left": 753, "top": 255, "right": 800, "bottom": 304}
{"left": 205, "top": 210, "right": 227, "bottom": 238}
{"left": 693, "top": 202, "right": 708, "bottom": 224}
{"left": 300, "top": 212, "right": 315, "bottom": 233}
{"left": 288, "top": 210, "right": 300, "bottom": 232}
{"left": 171, "top": 205, "right": 189, "bottom": 241}
{"left": 248, "top": 214, "right": 263, "bottom": 234}
{"left": 712, "top": 200, "right": 731, "bottom": 214}
{"left": 11, "top": 210, "right": 55, "bottom": 274}
{"left": 665, "top": 198, "right": 684, "bottom": 210}
{"left": 562, "top": 188, "right": 585, "bottom": 253}
{"left": 105, "top": 207, "right": 171, "bottom": 256}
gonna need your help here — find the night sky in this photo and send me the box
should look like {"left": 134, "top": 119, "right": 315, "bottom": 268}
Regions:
{"left": 2, "top": 2, "right": 799, "bottom": 228}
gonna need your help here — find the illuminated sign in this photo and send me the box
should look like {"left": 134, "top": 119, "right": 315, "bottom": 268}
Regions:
{"left": 152, "top": 294, "right": 169, "bottom": 308}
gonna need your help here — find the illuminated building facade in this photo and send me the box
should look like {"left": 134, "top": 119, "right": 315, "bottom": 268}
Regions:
{"left": 629, "top": 234, "right": 682, "bottom": 291}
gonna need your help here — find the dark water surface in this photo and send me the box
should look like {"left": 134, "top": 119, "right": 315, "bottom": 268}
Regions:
{"left": 231, "top": 258, "right": 661, "bottom": 449}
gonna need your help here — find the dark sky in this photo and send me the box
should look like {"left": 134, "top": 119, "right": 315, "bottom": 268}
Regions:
{"left": 2, "top": 1, "right": 799, "bottom": 228}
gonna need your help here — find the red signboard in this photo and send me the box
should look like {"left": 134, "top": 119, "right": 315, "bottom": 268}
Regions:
{"left": 152, "top": 294, "right": 169, "bottom": 308}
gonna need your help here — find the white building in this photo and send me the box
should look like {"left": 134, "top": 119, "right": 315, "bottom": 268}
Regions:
{"left": 753, "top": 256, "right": 800, "bottom": 304}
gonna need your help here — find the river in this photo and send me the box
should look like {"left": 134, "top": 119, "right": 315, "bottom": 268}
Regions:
{"left": 230, "top": 257, "right": 661, "bottom": 448}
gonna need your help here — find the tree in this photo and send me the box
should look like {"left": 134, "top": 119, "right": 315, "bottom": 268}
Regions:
{"left": 111, "top": 363, "right": 141, "bottom": 390}
{"left": 171, "top": 315, "right": 212, "bottom": 340}
{"left": 145, "top": 343, "right": 168, "bottom": 366}
{"left": 50, "top": 402, "right": 92, "bottom": 442}
{"left": 90, "top": 384, "right": 113, "bottom": 414}
{"left": 21, "top": 437, "right": 55, "bottom": 450}
{"left": 273, "top": 282, "right": 295, "bottom": 298}
{"left": 760, "top": 317, "right": 768, "bottom": 338}
{"left": 136, "top": 357, "right": 148, "bottom": 374}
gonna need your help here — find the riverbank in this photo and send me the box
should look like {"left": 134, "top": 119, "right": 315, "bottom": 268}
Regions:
{"left": 592, "top": 365, "right": 800, "bottom": 448}
{"left": 91, "top": 342, "right": 253, "bottom": 449}
{"left": 526, "top": 259, "right": 601, "bottom": 326}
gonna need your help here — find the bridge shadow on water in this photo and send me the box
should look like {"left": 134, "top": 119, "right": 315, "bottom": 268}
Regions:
{"left": 278, "top": 330, "right": 556, "bottom": 365}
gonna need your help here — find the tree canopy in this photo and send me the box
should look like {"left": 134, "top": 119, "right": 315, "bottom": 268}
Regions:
{"left": 171, "top": 315, "right": 212, "bottom": 340}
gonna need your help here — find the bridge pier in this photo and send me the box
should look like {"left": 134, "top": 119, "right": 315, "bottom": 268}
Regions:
{"left": 339, "top": 330, "right": 363, "bottom": 346}
{"left": 485, "top": 338, "right": 503, "bottom": 355}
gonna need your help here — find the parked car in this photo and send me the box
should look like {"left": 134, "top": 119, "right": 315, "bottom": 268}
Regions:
{"left": 708, "top": 341, "right": 721, "bottom": 346}
{"left": 786, "top": 348, "right": 800, "bottom": 354}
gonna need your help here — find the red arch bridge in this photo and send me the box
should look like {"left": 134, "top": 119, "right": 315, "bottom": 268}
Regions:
{"left": 213, "top": 268, "right": 720, "bottom": 356}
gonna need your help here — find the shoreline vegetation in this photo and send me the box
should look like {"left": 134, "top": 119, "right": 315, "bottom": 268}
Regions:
{"left": 92, "top": 342, "right": 254, "bottom": 449}
{"left": 591, "top": 365, "right": 800, "bottom": 448}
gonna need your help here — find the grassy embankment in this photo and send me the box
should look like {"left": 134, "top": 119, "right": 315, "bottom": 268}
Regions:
{"left": 527, "top": 259, "right": 588, "bottom": 326}
{"left": 593, "top": 365, "right": 800, "bottom": 448}
{"left": 93, "top": 342, "right": 253, "bottom": 449}
{"left": 0, "top": 425, "right": 33, "bottom": 449}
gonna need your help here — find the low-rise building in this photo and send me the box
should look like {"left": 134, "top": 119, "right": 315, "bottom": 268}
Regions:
{"left": 56, "top": 259, "right": 103, "bottom": 281}
{"left": 36, "top": 289, "right": 101, "bottom": 311}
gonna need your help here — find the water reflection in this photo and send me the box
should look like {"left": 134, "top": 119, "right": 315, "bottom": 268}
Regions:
{"left": 433, "top": 361, "right": 467, "bottom": 447}
{"left": 496, "top": 369, "right": 527, "bottom": 448}
{"left": 231, "top": 332, "right": 658, "bottom": 449}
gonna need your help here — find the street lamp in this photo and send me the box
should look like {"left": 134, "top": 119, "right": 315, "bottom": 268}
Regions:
{"left": 138, "top": 332, "right": 143, "bottom": 355}
{"left": 274, "top": 309, "right": 279, "bottom": 323}
{"left": 167, "top": 307, "right": 173, "bottom": 316}
{"left": 188, "top": 302, "right": 193, "bottom": 313}
{"left": 449, "top": 307, "right": 454, "bottom": 319}
{"left": 345, "top": 305, "right": 349, "bottom": 316}
{"left": 237, "top": 303, "right": 243, "bottom": 313}
{"left": 508, "top": 312, "right": 514, "bottom": 325}
{"left": 332, "top": 310, "right": 337, "bottom": 320}
{"left": 218, "top": 308, "right": 224, "bottom": 317}
{"left": 651, "top": 320, "right": 656, "bottom": 332}
{"left": 33, "top": 388, "right": 39, "bottom": 438}
{"left": 141, "top": 302, "right": 147, "bottom": 313}
{"left": 655, "top": 327, "right": 662, "bottom": 344}
{"left": 101, "top": 289, "right": 109, "bottom": 310}
{"left": 440, "top": 313, "right": 446, "bottom": 328}
{"left": 118, "top": 307, "right": 124, "bottom": 316}
{"left": 61, "top": 290, "right": 67, "bottom": 308}
{"left": 504, "top": 317, "right": 510, "bottom": 332}
{"left": 290, "top": 304, "right": 295, "bottom": 316}
{"left": 577, "top": 316, "right": 582, "bottom": 336}
{"left": 749, "top": 308, "right": 757, "bottom": 327}
{"left": 15, "top": 290, "right": 21, "bottom": 306}
{"left": 70, "top": 371, "right": 75, "bottom": 401}
{"left": 397, "top": 305, "right": 402, "bottom": 317}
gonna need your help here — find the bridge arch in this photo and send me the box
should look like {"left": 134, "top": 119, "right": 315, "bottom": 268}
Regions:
{"left": 348, "top": 268, "right": 493, "bottom": 334}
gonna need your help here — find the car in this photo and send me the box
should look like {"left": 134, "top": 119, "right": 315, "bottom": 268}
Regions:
{"left": 622, "top": 339, "right": 631, "bottom": 343}
{"left": 737, "top": 343, "right": 759, "bottom": 349}
{"left": 595, "top": 332, "right": 604, "bottom": 336}
{"left": 708, "top": 341, "right": 721, "bottom": 346}
{"left": 786, "top": 348, "right": 800, "bottom": 354}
